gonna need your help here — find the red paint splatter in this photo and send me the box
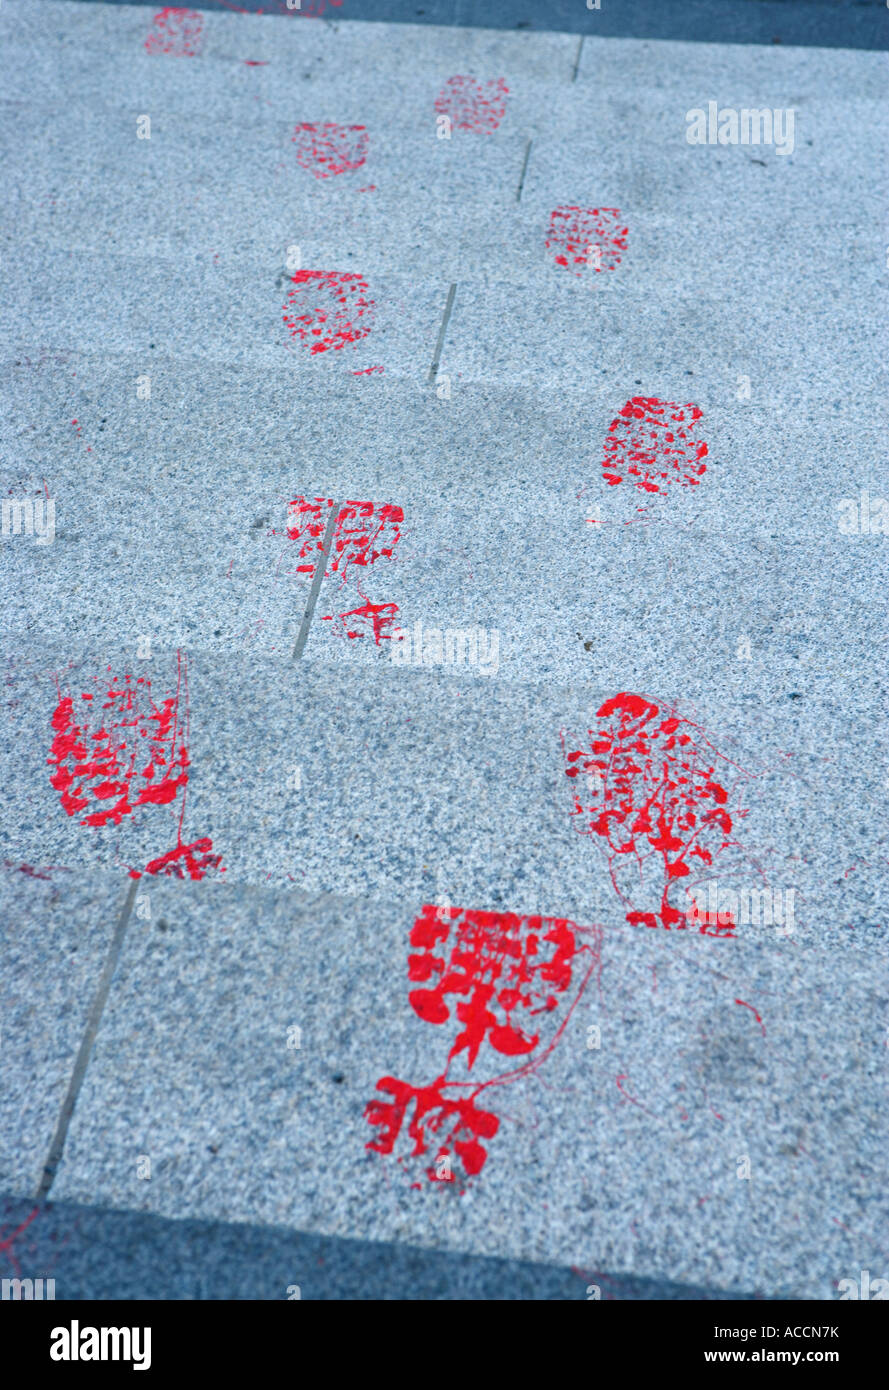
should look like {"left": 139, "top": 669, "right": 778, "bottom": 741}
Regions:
{"left": 292, "top": 123, "right": 368, "bottom": 179}
{"left": 352, "top": 364, "right": 384, "bottom": 375}
{"left": 70, "top": 418, "right": 92, "bottom": 454}
{"left": 144, "top": 7, "right": 204, "bottom": 57}
{"left": 47, "top": 654, "right": 223, "bottom": 881}
{"left": 366, "top": 905, "right": 602, "bottom": 1184}
{"left": 546, "top": 206, "right": 627, "bottom": 275}
{"left": 562, "top": 692, "right": 751, "bottom": 934}
{"left": 243, "top": 60, "right": 269, "bottom": 66}
{"left": 282, "top": 495, "right": 336, "bottom": 574}
{"left": 282, "top": 496, "right": 404, "bottom": 644}
{"left": 283, "top": 496, "right": 403, "bottom": 581}
{"left": 601, "top": 397, "right": 708, "bottom": 495}
{"left": 434, "top": 76, "right": 510, "bottom": 133}
{"left": 282, "top": 271, "right": 374, "bottom": 355}
{"left": 327, "top": 499, "right": 405, "bottom": 585}
{"left": 321, "top": 599, "right": 401, "bottom": 644}
{"left": 358, "top": 186, "right": 377, "bottom": 193}
{"left": 734, "top": 998, "right": 766, "bottom": 1036}
{"left": 13, "top": 349, "right": 71, "bottom": 371}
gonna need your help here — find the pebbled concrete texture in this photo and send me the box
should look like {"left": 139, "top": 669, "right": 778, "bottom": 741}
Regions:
{"left": 43, "top": 876, "right": 888, "bottom": 1298}
{"left": 2, "top": 649, "right": 887, "bottom": 951}
{"left": 3, "top": 356, "right": 888, "bottom": 679}
{"left": 0, "top": 866, "right": 125, "bottom": 1197}
{"left": 2, "top": 0, "right": 888, "bottom": 1300}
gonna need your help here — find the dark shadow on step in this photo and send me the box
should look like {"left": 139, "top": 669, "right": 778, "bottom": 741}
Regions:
{"left": 61, "top": 0, "right": 889, "bottom": 52}
{"left": 0, "top": 1192, "right": 777, "bottom": 1300}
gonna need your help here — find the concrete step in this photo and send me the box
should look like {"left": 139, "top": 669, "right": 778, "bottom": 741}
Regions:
{"left": 49, "top": 0, "right": 889, "bottom": 51}
{"left": 0, "top": 1189, "right": 764, "bottom": 1300}
{"left": 3, "top": 0, "right": 887, "bottom": 1304}
{"left": 3, "top": 643, "right": 886, "bottom": 939}
{"left": 3, "top": 861, "right": 887, "bottom": 1298}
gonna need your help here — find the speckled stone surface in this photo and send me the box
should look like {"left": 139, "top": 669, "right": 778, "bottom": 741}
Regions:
{"left": 43, "top": 878, "right": 888, "bottom": 1299}
{"left": 2, "top": 0, "right": 887, "bottom": 1300}
{"left": 2, "top": 649, "right": 887, "bottom": 950}
{"left": 0, "top": 866, "right": 124, "bottom": 1196}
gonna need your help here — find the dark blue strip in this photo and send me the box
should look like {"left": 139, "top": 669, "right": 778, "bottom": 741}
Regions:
{"left": 55, "top": 0, "right": 889, "bottom": 52}
{"left": 0, "top": 1194, "right": 772, "bottom": 1300}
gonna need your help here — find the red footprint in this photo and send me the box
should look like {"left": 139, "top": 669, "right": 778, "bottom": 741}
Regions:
{"left": 292, "top": 123, "right": 368, "bottom": 178}
{"left": 144, "top": 7, "right": 204, "bottom": 57}
{"left": 47, "top": 654, "right": 222, "bottom": 881}
{"left": 365, "top": 905, "right": 602, "bottom": 1186}
{"left": 562, "top": 693, "right": 751, "bottom": 934}
{"left": 546, "top": 206, "right": 627, "bottom": 275}
{"left": 364, "top": 693, "right": 766, "bottom": 1186}
{"left": 282, "top": 271, "right": 374, "bottom": 355}
{"left": 434, "top": 76, "right": 510, "bottom": 133}
{"left": 601, "top": 397, "right": 708, "bottom": 495}
{"left": 283, "top": 495, "right": 404, "bottom": 644}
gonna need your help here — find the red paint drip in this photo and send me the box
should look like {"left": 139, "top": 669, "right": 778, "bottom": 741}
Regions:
{"left": 562, "top": 692, "right": 749, "bottom": 934}
{"left": 322, "top": 599, "right": 401, "bottom": 644}
{"left": 434, "top": 76, "right": 510, "bottom": 133}
{"left": 615, "top": 1073, "right": 654, "bottom": 1115}
{"left": 734, "top": 998, "right": 766, "bottom": 1036}
{"left": 546, "top": 206, "right": 627, "bottom": 275}
{"left": 282, "top": 270, "right": 374, "bottom": 355}
{"left": 47, "top": 654, "right": 222, "bottom": 881}
{"left": 292, "top": 123, "right": 368, "bottom": 178}
{"left": 144, "top": 7, "right": 204, "bottom": 57}
{"left": 601, "top": 397, "right": 708, "bottom": 495}
{"left": 366, "top": 905, "right": 601, "bottom": 1184}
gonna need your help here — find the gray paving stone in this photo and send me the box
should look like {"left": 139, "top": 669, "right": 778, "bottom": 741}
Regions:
{"left": 3, "top": 347, "right": 886, "bottom": 524}
{"left": 3, "top": 357, "right": 886, "bottom": 693}
{"left": 4, "top": 60, "right": 886, "bottom": 296}
{"left": 0, "top": 865, "right": 124, "bottom": 1197}
{"left": 0, "top": 246, "right": 445, "bottom": 383}
{"left": 45, "top": 875, "right": 889, "bottom": 1298}
{"left": 2, "top": 0, "right": 887, "bottom": 1303}
{"left": 2, "top": 646, "right": 886, "bottom": 951}
{"left": 1, "top": 2, "right": 576, "bottom": 131}
{"left": 440, "top": 280, "right": 886, "bottom": 405}
{"left": 4, "top": 108, "right": 528, "bottom": 274}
